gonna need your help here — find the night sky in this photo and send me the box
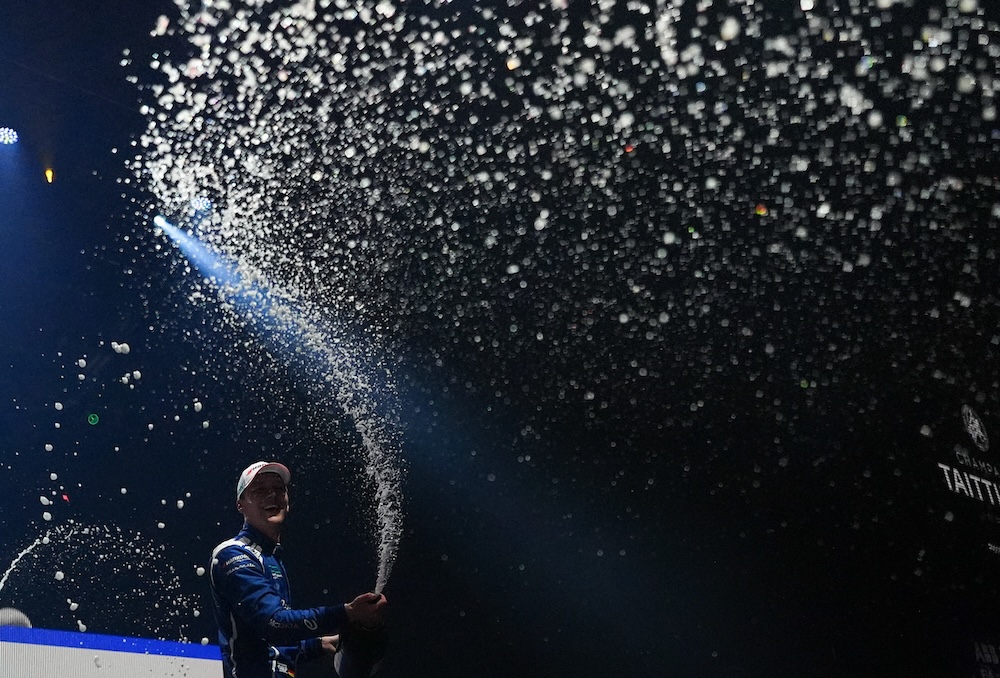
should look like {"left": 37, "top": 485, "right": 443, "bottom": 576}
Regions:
{"left": 2, "top": 0, "right": 1000, "bottom": 676}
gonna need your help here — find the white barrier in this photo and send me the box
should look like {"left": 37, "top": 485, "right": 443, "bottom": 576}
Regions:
{"left": 0, "top": 626, "right": 221, "bottom": 677}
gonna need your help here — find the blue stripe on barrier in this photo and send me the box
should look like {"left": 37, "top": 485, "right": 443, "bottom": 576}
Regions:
{"left": 0, "top": 626, "right": 221, "bottom": 660}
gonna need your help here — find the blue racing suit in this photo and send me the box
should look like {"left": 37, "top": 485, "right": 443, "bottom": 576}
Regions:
{"left": 210, "top": 523, "right": 349, "bottom": 678}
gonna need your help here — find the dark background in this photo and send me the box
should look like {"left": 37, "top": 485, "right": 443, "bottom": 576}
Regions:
{"left": 2, "top": 1, "right": 1000, "bottom": 676}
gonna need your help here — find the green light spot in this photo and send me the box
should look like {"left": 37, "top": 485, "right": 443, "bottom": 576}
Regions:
{"left": 800, "top": 380, "right": 809, "bottom": 389}
{"left": 88, "top": 414, "right": 100, "bottom": 425}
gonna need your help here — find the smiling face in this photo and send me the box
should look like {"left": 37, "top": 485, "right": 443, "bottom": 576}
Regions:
{"left": 237, "top": 471, "right": 289, "bottom": 541}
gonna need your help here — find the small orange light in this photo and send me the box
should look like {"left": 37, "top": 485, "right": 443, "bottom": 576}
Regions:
{"left": 754, "top": 203, "right": 768, "bottom": 216}
{"left": 44, "top": 168, "right": 54, "bottom": 183}
{"left": 624, "top": 144, "right": 635, "bottom": 153}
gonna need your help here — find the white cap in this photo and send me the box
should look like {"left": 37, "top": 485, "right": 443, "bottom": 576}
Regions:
{"left": 236, "top": 461, "right": 291, "bottom": 499}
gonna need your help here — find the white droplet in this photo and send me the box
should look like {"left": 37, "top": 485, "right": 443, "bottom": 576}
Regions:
{"left": 43, "top": 512, "right": 53, "bottom": 521}
{"left": 55, "top": 571, "right": 65, "bottom": 580}
{"left": 720, "top": 17, "right": 740, "bottom": 41}
{"left": 54, "top": 402, "right": 64, "bottom": 411}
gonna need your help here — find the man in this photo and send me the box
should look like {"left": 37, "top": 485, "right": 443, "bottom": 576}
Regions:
{"left": 210, "top": 461, "right": 387, "bottom": 678}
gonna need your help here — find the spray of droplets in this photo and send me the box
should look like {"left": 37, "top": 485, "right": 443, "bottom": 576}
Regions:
{"left": 135, "top": 0, "right": 413, "bottom": 588}
{"left": 129, "top": 0, "right": 1000, "bottom": 432}
{"left": 209, "top": 274, "right": 405, "bottom": 592}
{"left": 129, "top": 0, "right": 1000, "bottom": 584}
{"left": 0, "top": 523, "right": 198, "bottom": 639}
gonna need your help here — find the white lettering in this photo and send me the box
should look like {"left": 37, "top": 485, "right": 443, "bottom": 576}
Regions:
{"left": 976, "top": 642, "right": 1000, "bottom": 664}
{"left": 970, "top": 474, "right": 986, "bottom": 501}
{"left": 954, "top": 468, "right": 972, "bottom": 497}
{"left": 984, "top": 478, "right": 1000, "bottom": 506}
{"left": 937, "top": 462, "right": 1000, "bottom": 507}
{"left": 939, "top": 462, "right": 954, "bottom": 491}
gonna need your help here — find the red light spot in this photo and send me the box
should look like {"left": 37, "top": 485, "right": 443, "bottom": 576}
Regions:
{"left": 754, "top": 204, "right": 768, "bottom": 216}
{"left": 61, "top": 494, "right": 70, "bottom": 502}
{"left": 624, "top": 144, "right": 635, "bottom": 153}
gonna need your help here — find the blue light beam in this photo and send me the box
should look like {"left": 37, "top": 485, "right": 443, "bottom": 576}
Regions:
{"left": 153, "top": 215, "right": 240, "bottom": 290}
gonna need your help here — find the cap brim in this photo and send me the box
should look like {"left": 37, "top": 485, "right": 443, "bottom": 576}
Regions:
{"left": 255, "top": 462, "right": 291, "bottom": 485}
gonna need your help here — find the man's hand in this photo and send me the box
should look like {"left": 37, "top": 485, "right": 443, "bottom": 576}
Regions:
{"left": 319, "top": 635, "right": 339, "bottom": 655}
{"left": 345, "top": 592, "right": 388, "bottom": 627}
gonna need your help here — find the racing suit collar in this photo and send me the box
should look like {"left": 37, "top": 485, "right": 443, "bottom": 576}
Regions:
{"left": 240, "top": 521, "right": 282, "bottom": 555}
